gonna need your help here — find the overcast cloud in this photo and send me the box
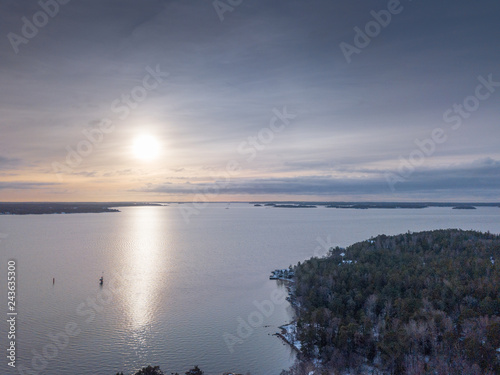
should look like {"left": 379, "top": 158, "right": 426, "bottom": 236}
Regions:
{"left": 0, "top": 0, "right": 499, "bottom": 201}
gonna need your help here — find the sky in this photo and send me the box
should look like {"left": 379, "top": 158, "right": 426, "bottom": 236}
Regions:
{"left": 0, "top": 0, "right": 499, "bottom": 202}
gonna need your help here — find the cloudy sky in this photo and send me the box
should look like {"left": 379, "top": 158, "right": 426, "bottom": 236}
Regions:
{"left": 0, "top": 0, "right": 499, "bottom": 202}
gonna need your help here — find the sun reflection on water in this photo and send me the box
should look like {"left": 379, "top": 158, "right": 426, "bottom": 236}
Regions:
{"left": 123, "top": 207, "right": 167, "bottom": 330}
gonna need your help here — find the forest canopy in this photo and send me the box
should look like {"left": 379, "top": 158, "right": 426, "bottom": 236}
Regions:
{"left": 289, "top": 229, "right": 500, "bottom": 374}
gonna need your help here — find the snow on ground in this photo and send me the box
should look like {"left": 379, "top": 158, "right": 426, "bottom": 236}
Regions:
{"left": 279, "top": 322, "right": 302, "bottom": 351}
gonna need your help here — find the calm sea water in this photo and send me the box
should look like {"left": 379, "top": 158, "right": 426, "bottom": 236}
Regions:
{"left": 1, "top": 204, "right": 500, "bottom": 375}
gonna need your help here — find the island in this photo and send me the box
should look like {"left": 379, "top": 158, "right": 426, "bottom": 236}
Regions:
{"left": 251, "top": 202, "right": 499, "bottom": 210}
{"left": 273, "top": 204, "right": 317, "bottom": 208}
{"left": 279, "top": 229, "right": 500, "bottom": 375}
{"left": 0, "top": 202, "right": 161, "bottom": 215}
{"left": 326, "top": 203, "right": 428, "bottom": 209}
{"left": 115, "top": 365, "right": 209, "bottom": 375}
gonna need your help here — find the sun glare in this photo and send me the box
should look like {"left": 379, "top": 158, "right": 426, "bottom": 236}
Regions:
{"left": 132, "top": 134, "right": 161, "bottom": 161}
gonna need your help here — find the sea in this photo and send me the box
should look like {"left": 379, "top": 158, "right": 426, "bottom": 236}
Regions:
{"left": 1, "top": 204, "right": 499, "bottom": 375}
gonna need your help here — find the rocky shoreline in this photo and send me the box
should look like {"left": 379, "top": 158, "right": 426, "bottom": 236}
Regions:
{"left": 275, "top": 322, "right": 301, "bottom": 352}
{"left": 269, "top": 272, "right": 303, "bottom": 355}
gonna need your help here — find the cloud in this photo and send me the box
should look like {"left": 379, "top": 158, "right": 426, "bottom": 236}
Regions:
{"left": 133, "top": 158, "right": 500, "bottom": 199}
{"left": 0, "top": 0, "right": 499, "bottom": 201}
{"left": 0, "top": 182, "right": 59, "bottom": 190}
{"left": 0, "top": 156, "right": 22, "bottom": 170}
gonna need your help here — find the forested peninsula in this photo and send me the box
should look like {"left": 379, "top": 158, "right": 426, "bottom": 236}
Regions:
{"left": 0, "top": 202, "right": 161, "bottom": 215}
{"left": 284, "top": 229, "right": 500, "bottom": 375}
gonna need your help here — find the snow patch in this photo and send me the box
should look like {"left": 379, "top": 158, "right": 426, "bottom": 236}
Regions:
{"left": 279, "top": 322, "right": 302, "bottom": 351}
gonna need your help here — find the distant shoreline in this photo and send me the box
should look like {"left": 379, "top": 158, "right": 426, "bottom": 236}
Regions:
{"left": 0, "top": 201, "right": 498, "bottom": 215}
{"left": 0, "top": 202, "right": 161, "bottom": 215}
{"left": 253, "top": 202, "right": 499, "bottom": 209}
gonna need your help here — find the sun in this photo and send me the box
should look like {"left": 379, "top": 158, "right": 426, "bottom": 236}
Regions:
{"left": 132, "top": 134, "right": 161, "bottom": 161}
